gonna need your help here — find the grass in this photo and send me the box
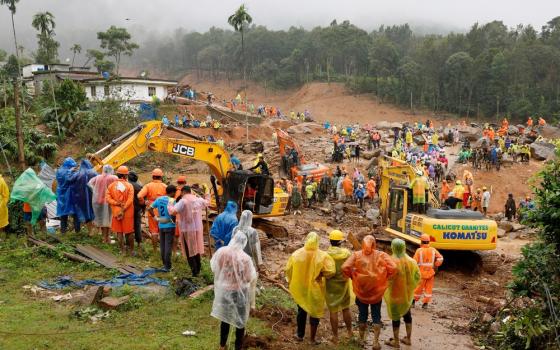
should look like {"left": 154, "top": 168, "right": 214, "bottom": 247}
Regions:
{"left": 0, "top": 233, "right": 271, "bottom": 350}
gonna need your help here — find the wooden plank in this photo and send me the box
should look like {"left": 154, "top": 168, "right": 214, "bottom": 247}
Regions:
{"left": 189, "top": 285, "right": 214, "bottom": 299}
{"left": 28, "top": 237, "right": 93, "bottom": 264}
{"left": 75, "top": 244, "right": 143, "bottom": 275}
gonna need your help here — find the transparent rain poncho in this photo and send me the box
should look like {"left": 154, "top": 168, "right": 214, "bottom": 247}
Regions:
{"left": 210, "top": 233, "right": 257, "bottom": 329}
{"left": 10, "top": 168, "right": 56, "bottom": 224}
{"left": 383, "top": 239, "right": 420, "bottom": 321}
{"left": 232, "top": 210, "right": 262, "bottom": 267}
{"left": 285, "top": 232, "right": 336, "bottom": 318}
{"left": 88, "top": 165, "right": 117, "bottom": 228}
{"left": 325, "top": 246, "right": 355, "bottom": 312}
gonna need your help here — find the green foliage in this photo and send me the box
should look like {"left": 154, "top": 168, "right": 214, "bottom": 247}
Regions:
{"left": 1, "top": 54, "right": 20, "bottom": 79}
{"left": 97, "top": 26, "right": 139, "bottom": 75}
{"left": 37, "top": 79, "right": 87, "bottom": 134}
{"left": 32, "top": 11, "right": 59, "bottom": 64}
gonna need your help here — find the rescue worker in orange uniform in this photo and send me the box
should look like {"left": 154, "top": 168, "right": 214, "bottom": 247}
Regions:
{"left": 440, "top": 179, "right": 450, "bottom": 201}
{"left": 341, "top": 175, "right": 354, "bottom": 201}
{"left": 106, "top": 166, "right": 135, "bottom": 255}
{"left": 487, "top": 127, "right": 495, "bottom": 141}
{"left": 138, "top": 168, "right": 167, "bottom": 252}
{"left": 502, "top": 118, "right": 509, "bottom": 129}
{"left": 527, "top": 117, "right": 533, "bottom": 127}
{"left": 413, "top": 234, "right": 444, "bottom": 308}
{"left": 366, "top": 177, "right": 376, "bottom": 201}
{"left": 538, "top": 117, "right": 546, "bottom": 126}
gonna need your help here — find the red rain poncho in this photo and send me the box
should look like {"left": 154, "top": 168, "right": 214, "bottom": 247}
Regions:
{"left": 341, "top": 235, "right": 397, "bottom": 304}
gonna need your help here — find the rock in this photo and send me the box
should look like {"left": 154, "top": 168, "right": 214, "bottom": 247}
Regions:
{"left": 79, "top": 286, "right": 104, "bottom": 306}
{"left": 498, "top": 221, "right": 513, "bottom": 233}
{"left": 366, "top": 157, "right": 379, "bottom": 169}
{"left": 540, "top": 125, "right": 560, "bottom": 139}
{"left": 530, "top": 141, "right": 556, "bottom": 161}
{"left": 361, "top": 151, "right": 376, "bottom": 160}
{"left": 492, "top": 212, "right": 504, "bottom": 221}
{"left": 482, "top": 312, "right": 493, "bottom": 323}
{"left": 508, "top": 231, "right": 520, "bottom": 240}
{"left": 497, "top": 228, "right": 506, "bottom": 238}
{"left": 98, "top": 296, "right": 130, "bottom": 310}
{"left": 490, "top": 321, "right": 501, "bottom": 333}
{"left": 457, "top": 125, "right": 480, "bottom": 141}
{"left": 366, "top": 208, "right": 380, "bottom": 225}
{"left": 389, "top": 122, "right": 403, "bottom": 129}
{"left": 511, "top": 223, "right": 525, "bottom": 232}
{"left": 508, "top": 125, "right": 519, "bottom": 135}
{"left": 376, "top": 121, "right": 392, "bottom": 130}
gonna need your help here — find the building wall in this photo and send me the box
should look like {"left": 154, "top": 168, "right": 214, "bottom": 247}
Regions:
{"left": 84, "top": 82, "right": 169, "bottom": 102}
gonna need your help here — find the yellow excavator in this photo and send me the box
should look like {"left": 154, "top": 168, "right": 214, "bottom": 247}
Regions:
{"left": 88, "top": 121, "right": 289, "bottom": 234}
{"left": 378, "top": 156, "right": 499, "bottom": 274}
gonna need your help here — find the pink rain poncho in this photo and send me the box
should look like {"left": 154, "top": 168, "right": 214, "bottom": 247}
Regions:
{"left": 210, "top": 233, "right": 257, "bottom": 329}
{"left": 170, "top": 193, "right": 209, "bottom": 257}
{"left": 383, "top": 238, "right": 421, "bottom": 321}
{"left": 88, "top": 165, "right": 117, "bottom": 228}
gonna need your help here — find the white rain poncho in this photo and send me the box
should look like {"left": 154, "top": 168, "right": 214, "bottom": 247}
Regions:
{"left": 232, "top": 210, "right": 263, "bottom": 267}
{"left": 87, "top": 165, "right": 117, "bottom": 228}
{"left": 210, "top": 233, "right": 257, "bottom": 329}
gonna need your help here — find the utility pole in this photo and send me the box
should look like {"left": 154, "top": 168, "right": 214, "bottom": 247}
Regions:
{"left": 13, "top": 78, "right": 25, "bottom": 169}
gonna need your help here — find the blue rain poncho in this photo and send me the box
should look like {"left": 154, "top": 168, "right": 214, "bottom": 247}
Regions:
{"left": 10, "top": 168, "right": 56, "bottom": 224}
{"left": 210, "top": 200, "right": 238, "bottom": 249}
{"left": 68, "top": 159, "right": 97, "bottom": 223}
{"left": 56, "top": 157, "right": 77, "bottom": 216}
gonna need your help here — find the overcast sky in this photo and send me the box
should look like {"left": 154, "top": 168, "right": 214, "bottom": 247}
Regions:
{"left": 1, "top": 0, "right": 558, "bottom": 58}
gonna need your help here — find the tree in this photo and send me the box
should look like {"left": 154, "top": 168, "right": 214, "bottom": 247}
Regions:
{"left": 84, "top": 49, "right": 114, "bottom": 73}
{"left": 70, "top": 44, "right": 81, "bottom": 66}
{"left": 32, "top": 11, "right": 59, "bottom": 64}
{"left": 227, "top": 4, "right": 253, "bottom": 83}
{"left": 0, "top": 49, "right": 6, "bottom": 62}
{"left": 1, "top": 0, "right": 20, "bottom": 62}
{"left": 97, "top": 26, "right": 139, "bottom": 76}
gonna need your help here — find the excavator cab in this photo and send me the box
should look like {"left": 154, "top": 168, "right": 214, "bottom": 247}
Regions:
{"left": 223, "top": 170, "right": 275, "bottom": 215}
{"left": 388, "top": 187, "right": 407, "bottom": 232}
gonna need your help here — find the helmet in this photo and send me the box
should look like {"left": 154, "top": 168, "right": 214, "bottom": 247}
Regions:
{"left": 116, "top": 166, "right": 129, "bottom": 175}
{"left": 416, "top": 170, "right": 423, "bottom": 176}
{"left": 456, "top": 180, "right": 462, "bottom": 185}
{"left": 177, "top": 175, "right": 187, "bottom": 184}
{"left": 482, "top": 186, "right": 487, "bottom": 190}
{"left": 420, "top": 234, "right": 430, "bottom": 243}
{"left": 152, "top": 168, "right": 163, "bottom": 177}
{"left": 257, "top": 153, "right": 263, "bottom": 158}
{"left": 329, "top": 230, "right": 345, "bottom": 241}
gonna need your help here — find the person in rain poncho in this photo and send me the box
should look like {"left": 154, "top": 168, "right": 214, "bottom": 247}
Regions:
{"left": 325, "top": 230, "right": 354, "bottom": 344}
{"left": 68, "top": 159, "right": 97, "bottom": 234}
{"left": 169, "top": 185, "right": 210, "bottom": 277}
{"left": 211, "top": 200, "right": 239, "bottom": 250}
{"left": 106, "top": 166, "right": 135, "bottom": 255}
{"left": 286, "top": 232, "right": 336, "bottom": 344}
{"left": 342, "top": 235, "right": 397, "bottom": 349}
{"left": 88, "top": 165, "right": 117, "bottom": 242}
{"left": 0, "top": 174, "right": 9, "bottom": 232}
{"left": 409, "top": 170, "right": 428, "bottom": 214}
{"left": 56, "top": 157, "right": 81, "bottom": 234}
{"left": 232, "top": 210, "right": 262, "bottom": 309}
{"left": 210, "top": 233, "right": 257, "bottom": 350}
{"left": 383, "top": 238, "right": 421, "bottom": 348}
{"left": 452, "top": 180, "right": 465, "bottom": 209}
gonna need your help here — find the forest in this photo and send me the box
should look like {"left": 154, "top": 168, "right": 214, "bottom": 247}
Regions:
{"left": 133, "top": 17, "right": 560, "bottom": 121}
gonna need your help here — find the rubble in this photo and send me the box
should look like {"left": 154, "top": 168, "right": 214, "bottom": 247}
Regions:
{"left": 99, "top": 296, "right": 130, "bottom": 310}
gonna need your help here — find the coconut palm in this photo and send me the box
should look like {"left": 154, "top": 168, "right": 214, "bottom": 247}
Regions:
{"left": 227, "top": 4, "right": 252, "bottom": 83}
{"left": 32, "top": 11, "right": 56, "bottom": 36}
{"left": 1, "top": 0, "right": 20, "bottom": 61}
{"left": 70, "top": 44, "right": 82, "bottom": 66}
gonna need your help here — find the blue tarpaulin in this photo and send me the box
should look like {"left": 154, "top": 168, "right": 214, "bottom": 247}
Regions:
{"left": 38, "top": 268, "right": 169, "bottom": 289}
{"left": 138, "top": 102, "right": 157, "bottom": 120}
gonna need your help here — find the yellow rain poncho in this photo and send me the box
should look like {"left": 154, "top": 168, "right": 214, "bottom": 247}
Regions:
{"left": 325, "top": 246, "right": 355, "bottom": 312}
{"left": 0, "top": 175, "right": 9, "bottom": 229}
{"left": 286, "top": 232, "right": 335, "bottom": 318}
{"left": 383, "top": 239, "right": 420, "bottom": 321}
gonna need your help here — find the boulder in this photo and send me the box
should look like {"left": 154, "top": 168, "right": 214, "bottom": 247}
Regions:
{"left": 540, "top": 125, "right": 560, "bottom": 139}
{"left": 79, "top": 286, "right": 104, "bottom": 306}
{"left": 376, "top": 121, "right": 392, "bottom": 130}
{"left": 498, "top": 220, "right": 514, "bottom": 233}
{"left": 366, "top": 157, "right": 379, "bottom": 169}
{"left": 511, "top": 223, "right": 525, "bottom": 232}
{"left": 389, "top": 122, "right": 403, "bottom": 129}
{"left": 497, "top": 228, "right": 506, "bottom": 238}
{"left": 457, "top": 126, "right": 480, "bottom": 141}
{"left": 507, "top": 125, "right": 519, "bottom": 135}
{"left": 530, "top": 142, "right": 556, "bottom": 161}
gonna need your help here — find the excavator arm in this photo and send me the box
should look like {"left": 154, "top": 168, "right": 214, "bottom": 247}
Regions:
{"left": 276, "top": 128, "right": 305, "bottom": 163}
{"left": 89, "top": 120, "right": 231, "bottom": 180}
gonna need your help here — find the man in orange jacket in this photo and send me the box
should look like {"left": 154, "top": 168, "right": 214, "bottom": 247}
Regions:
{"left": 106, "top": 166, "right": 135, "bottom": 255}
{"left": 138, "top": 168, "right": 167, "bottom": 252}
{"left": 413, "top": 234, "right": 444, "bottom": 308}
{"left": 366, "top": 177, "right": 376, "bottom": 201}
{"left": 342, "top": 235, "right": 396, "bottom": 349}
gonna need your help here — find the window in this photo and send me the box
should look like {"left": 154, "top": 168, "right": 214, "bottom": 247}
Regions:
{"left": 90, "top": 86, "right": 96, "bottom": 97}
{"left": 104, "top": 85, "right": 110, "bottom": 96}
{"left": 148, "top": 86, "right": 156, "bottom": 97}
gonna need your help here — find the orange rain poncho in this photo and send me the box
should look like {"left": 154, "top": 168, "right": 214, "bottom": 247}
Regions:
{"left": 341, "top": 235, "right": 397, "bottom": 304}
{"left": 383, "top": 239, "right": 420, "bottom": 321}
{"left": 285, "top": 232, "right": 336, "bottom": 318}
{"left": 342, "top": 177, "right": 354, "bottom": 196}
{"left": 325, "top": 246, "right": 355, "bottom": 312}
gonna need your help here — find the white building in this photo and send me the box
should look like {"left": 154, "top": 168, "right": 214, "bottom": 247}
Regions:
{"left": 82, "top": 77, "right": 177, "bottom": 103}
{"left": 23, "top": 63, "right": 99, "bottom": 95}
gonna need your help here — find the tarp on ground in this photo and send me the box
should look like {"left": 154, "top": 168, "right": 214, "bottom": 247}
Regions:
{"left": 10, "top": 168, "right": 57, "bottom": 224}
{"left": 37, "top": 268, "right": 170, "bottom": 289}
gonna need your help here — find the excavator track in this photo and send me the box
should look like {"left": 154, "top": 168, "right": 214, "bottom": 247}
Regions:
{"left": 474, "top": 250, "right": 500, "bottom": 275}
{"left": 253, "top": 218, "right": 289, "bottom": 239}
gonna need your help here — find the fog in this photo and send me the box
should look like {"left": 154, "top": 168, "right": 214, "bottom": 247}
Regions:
{"left": 0, "top": 0, "right": 557, "bottom": 61}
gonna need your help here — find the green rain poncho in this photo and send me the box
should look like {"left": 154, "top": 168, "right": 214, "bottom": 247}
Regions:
{"left": 325, "top": 246, "right": 355, "bottom": 312}
{"left": 383, "top": 239, "right": 421, "bottom": 321}
{"left": 10, "top": 168, "right": 56, "bottom": 224}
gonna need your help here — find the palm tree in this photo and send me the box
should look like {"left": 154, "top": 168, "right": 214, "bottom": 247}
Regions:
{"left": 228, "top": 4, "right": 252, "bottom": 144}
{"left": 228, "top": 4, "right": 252, "bottom": 84}
{"left": 32, "top": 11, "right": 56, "bottom": 36}
{"left": 1, "top": 0, "right": 20, "bottom": 61}
{"left": 70, "top": 44, "right": 82, "bottom": 66}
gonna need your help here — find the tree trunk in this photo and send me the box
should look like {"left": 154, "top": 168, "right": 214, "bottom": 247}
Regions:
{"left": 13, "top": 80, "right": 25, "bottom": 169}
{"left": 241, "top": 28, "right": 248, "bottom": 145}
